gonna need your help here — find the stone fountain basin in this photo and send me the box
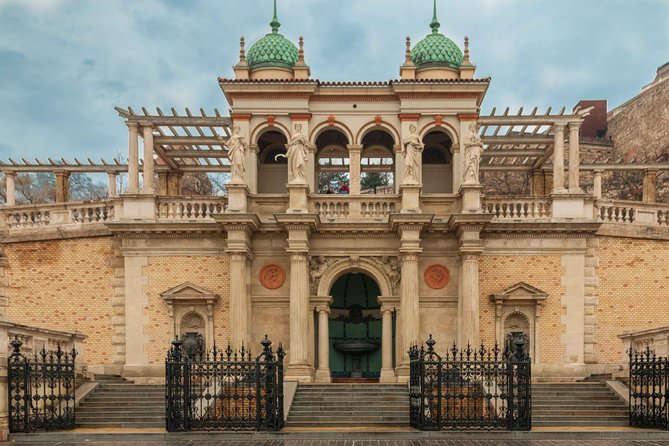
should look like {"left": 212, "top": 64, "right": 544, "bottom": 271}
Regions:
{"left": 333, "top": 340, "right": 380, "bottom": 354}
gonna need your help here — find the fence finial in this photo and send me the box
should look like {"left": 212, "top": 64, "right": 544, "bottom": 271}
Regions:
{"left": 10, "top": 335, "right": 22, "bottom": 354}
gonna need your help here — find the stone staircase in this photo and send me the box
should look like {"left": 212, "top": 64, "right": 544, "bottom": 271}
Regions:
{"left": 76, "top": 376, "right": 165, "bottom": 428}
{"left": 286, "top": 383, "right": 409, "bottom": 427}
{"left": 532, "top": 382, "right": 629, "bottom": 427}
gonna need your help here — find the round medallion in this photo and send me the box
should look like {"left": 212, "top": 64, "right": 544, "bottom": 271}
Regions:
{"left": 259, "top": 264, "right": 286, "bottom": 290}
{"left": 424, "top": 264, "right": 450, "bottom": 289}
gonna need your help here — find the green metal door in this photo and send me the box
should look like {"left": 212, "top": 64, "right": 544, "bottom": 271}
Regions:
{"left": 328, "top": 273, "right": 383, "bottom": 379}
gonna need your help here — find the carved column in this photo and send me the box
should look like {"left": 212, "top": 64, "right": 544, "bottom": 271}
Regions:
{"left": 593, "top": 170, "right": 603, "bottom": 199}
{"left": 288, "top": 252, "right": 312, "bottom": 380}
{"left": 568, "top": 122, "right": 581, "bottom": 192}
{"left": 314, "top": 305, "right": 331, "bottom": 383}
{"left": 107, "top": 172, "right": 117, "bottom": 198}
{"left": 127, "top": 122, "right": 140, "bottom": 194}
{"left": 229, "top": 253, "right": 250, "bottom": 348}
{"left": 379, "top": 306, "right": 396, "bottom": 383}
{"left": 459, "top": 253, "right": 480, "bottom": 346}
{"left": 643, "top": 169, "right": 658, "bottom": 203}
{"left": 552, "top": 124, "right": 565, "bottom": 193}
{"left": 348, "top": 144, "right": 362, "bottom": 195}
{"left": 142, "top": 124, "right": 155, "bottom": 194}
{"left": 55, "top": 171, "right": 70, "bottom": 203}
{"left": 4, "top": 172, "right": 15, "bottom": 206}
{"left": 399, "top": 253, "right": 419, "bottom": 371}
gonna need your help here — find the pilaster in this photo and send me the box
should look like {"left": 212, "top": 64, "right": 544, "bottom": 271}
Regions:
{"left": 4, "top": 172, "right": 15, "bottom": 206}
{"left": 126, "top": 122, "right": 140, "bottom": 194}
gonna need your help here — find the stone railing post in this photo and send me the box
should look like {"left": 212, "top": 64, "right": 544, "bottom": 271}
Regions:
{"left": 3, "top": 172, "right": 15, "bottom": 206}
{"left": 107, "top": 172, "right": 117, "bottom": 198}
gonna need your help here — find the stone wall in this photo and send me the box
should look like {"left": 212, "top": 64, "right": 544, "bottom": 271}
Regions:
{"left": 596, "top": 236, "right": 669, "bottom": 364}
{"left": 142, "top": 255, "right": 230, "bottom": 364}
{"left": 479, "top": 255, "right": 565, "bottom": 364}
{"left": 4, "top": 237, "right": 114, "bottom": 366}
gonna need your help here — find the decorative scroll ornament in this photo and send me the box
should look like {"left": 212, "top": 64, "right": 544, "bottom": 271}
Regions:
{"left": 226, "top": 125, "right": 248, "bottom": 183}
{"left": 368, "top": 256, "right": 401, "bottom": 295}
{"left": 424, "top": 264, "right": 450, "bottom": 289}
{"left": 463, "top": 122, "right": 483, "bottom": 184}
{"left": 259, "top": 264, "right": 286, "bottom": 289}
{"left": 401, "top": 124, "right": 424, "bottom": 185}
{"left": 308, "top": 255, "right": 401, "bottom": 296}
{"left": 309, "top": 256, "right": 339, "bottom": 295}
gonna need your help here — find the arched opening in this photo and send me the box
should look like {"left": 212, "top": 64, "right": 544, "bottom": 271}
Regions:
{"left": 361, "top": 130, "right": 395, "bottom": 194}
{"left": 316, "top": 129, "right": 350, "bottom": 194}
{"left": 422, "top": 129, "right": 453, "bottom": 193}
{"left": 179, "top": 311, "right": 207, "bottom": 358}
{"left": 326, "top": 272, "right": 389, "bottom": 381}
{"left": 257, "top": 130, "right": 288, "bottom": 193}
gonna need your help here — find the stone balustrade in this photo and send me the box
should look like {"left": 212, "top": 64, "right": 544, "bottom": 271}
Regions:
{"left": 619, "top": 326, "right": 669, "bottom": 359}
{"left": 156, "top": 197, "right": 227, "bottom": 221}
{"left": 2, "top": 200, "right": 117, "bottom": 229}
{"left": 483, "top": 196, "right": 552, "bottom": 220}
{"left": 310, "top": 195, "right": 400, "bottom": 221}
{"left": 595, "top": 200, "right": 669, "bottom": 226}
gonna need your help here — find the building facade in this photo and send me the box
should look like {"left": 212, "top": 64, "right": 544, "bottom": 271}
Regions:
{"left": 1, "top": 2, "right": 669, "bottom": 389}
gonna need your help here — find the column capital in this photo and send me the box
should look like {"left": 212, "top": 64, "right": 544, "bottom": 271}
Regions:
{"left": 346, "top": 144, "right": 363, "bottom": 151}
{"left": 380, "top": 306, "right": 395, "bottom": 315}
{"left": 126, "top": 121, "right": 139, "bottom": 130}
{"left": 3, "top": 171, "right": 15, "bottom": 178}
{"left": 315, "top": 305, "right": 330, "bottom": 314}
{"left": 568, "top": 121, "right": 581, "bottom": 130}
{"left": 553, "top": 122, "right": 566, "bottom": 131}
{"left": 139, "top": 121, "right": 154, "bottom": 129}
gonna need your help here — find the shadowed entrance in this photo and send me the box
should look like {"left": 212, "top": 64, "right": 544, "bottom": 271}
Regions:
{"left": 328, "top": 273, "right": 386, "bottom": 381}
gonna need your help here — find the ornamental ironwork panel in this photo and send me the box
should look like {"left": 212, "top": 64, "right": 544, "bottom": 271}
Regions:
{"left": 629, "top": 347, "right": 669, "bottom": 429}
{"left": 165, "top": 335, "right": 285, "bottom": 432}
{"left": 409, "top": 333, "right": 531, "bottom": 431}
{"left": 8, "top": 336, "right": 77, "bottom": 433}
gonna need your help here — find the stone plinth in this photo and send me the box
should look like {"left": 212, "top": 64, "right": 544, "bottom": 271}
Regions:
{"left": 400, "top": 184, "right": 422, "bottom": 213}
{"left": 225, "top": 183, "right": 250, "bottom": 213}
{"left": 459, "top": 184, "right": 483, "bottom": 213}
{"left": 287, "top": 183, "right": 309, "bottom": 213}
{"left": 121, "top": 194, "right": 157, "bottom": 220}
{"left": 551, "top": 192, "right": 589, "bottom": 219}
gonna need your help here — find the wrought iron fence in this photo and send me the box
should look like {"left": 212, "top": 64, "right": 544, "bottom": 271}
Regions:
{"left": 7, "top": 336, "right": 77, "bottom": 433}
{"left": 409, "top": 333, "right": 531, "bottom": 431}
{"left": 166, "top": 335, "right": 285, "bottom": 432}
{"left": 629, "top": 347, "right": 669, "bottom": 429}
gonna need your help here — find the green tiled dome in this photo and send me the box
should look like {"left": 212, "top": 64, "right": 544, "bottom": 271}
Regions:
{"left": 247, "top": 0, "right": 298, "bottom": 70}
{"left": 411, "top": 0, "right": 463, "bottom": 70}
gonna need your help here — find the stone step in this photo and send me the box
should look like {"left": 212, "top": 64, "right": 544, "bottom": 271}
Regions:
{"left": 288, "top": 410, "right": 408, "bottom": 416}
{"left": 533, "top": 420, "right": 629, "bottom": 427}
{"left": 532, "top": 397, "right": 624, "bottom": 403}
{"left": 533, "top": 415, "right": 629, "bottom": 422}
{"left": 289, "top": 405, "right": 407, "bottom": 411}
{"left": 76, "top": 409, "right": 165, "bottom": 415}
{"left": 287, "top": 416, "right": 409, "bottom": 423}
{"left": 286, "top": 421, "right": 407, "bottom": 427}
{"left": 76, "top": 421, "right": 165, "bottom": 428}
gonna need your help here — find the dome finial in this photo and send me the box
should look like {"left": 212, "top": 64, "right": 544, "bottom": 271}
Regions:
{"left": 430, "top": 0, "right": 440, "bottom": 34}
{"left": 270, "top": 0, "right": 281, "bottom": 33}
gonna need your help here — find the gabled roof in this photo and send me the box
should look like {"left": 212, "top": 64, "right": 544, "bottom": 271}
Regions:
{"left": 491, "top": 282, "right": 548, "bottom": 303}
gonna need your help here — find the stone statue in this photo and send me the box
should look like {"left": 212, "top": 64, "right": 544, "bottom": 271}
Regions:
{"left": 277, "top": 123, "right": 309, "bottom": 184}
{"left": 226, "top": 125, "right": 248, "bottom": 183}
{"left": 401, "top": 124, "right": 424, "bottom": 185}
{"left": 463, "top": 122, "right": 483, "bottom": 184}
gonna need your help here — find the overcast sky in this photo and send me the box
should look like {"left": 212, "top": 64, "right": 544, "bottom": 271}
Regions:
{"left": 0, "top": 0, "right": 667, "bottom": 161}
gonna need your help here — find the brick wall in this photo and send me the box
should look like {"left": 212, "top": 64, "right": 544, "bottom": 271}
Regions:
{"left": 142, "top": 256, "right": 230, "bottom": 364}
{"left": 4, "top": 237, "right": 114, "bottom": 365}
{"left": 596, "top": 236, "right": 669, "bottom": 363}
{"left": 479, "top": 255, "right": 566, "bottom": 364}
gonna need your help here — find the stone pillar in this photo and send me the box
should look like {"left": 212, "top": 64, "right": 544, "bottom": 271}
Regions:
{"left": 4, "top": 172, "right": 15, "bottom": 206}
{"left": 379, "top": 306, "right": 396, "bottom": 383}
{"left": 142, "top": 125, "right": 155, "bottom": 194}
{"left": 552, "top": 124, "right": 565, "bottom": 193}
{"left": 544, "top": 172, "right": 553, "bottom": 195}
{"left": 643, "top": 169, "right": 658, "bottom": 203}
{"left": 127, "top": 122, "right": 140, "bottom": 194}
{"left": 348, "top": 144, "right": 362, "bottom": 195}
{"left": 157, "top": 172, "right": 168, "bottom": 196}
{"left": 568, "top": 122, "right": 581, "bottom": 192}
{"left": 593, "top": 170, "right": 603, "bottom": 199}
{"left": 314, "top": 305, "right": 331, "bottom": 383}
{"left": 229, "top": 253, "right": 250, "bottom": 348}
{"left": 167, "top": 172, "right": 182, "bottom": 196}
{"left": 287, "top": 252, "right": 313, "bottom": 381}
{"left": 55, "top": 171, "right": 70, "bottom": 203}
{"left": 399, "top": 253, "right": 419, "bottom": 371}
{"left": 531, "top": 170, "right": 545, "bottom": 197}
{"left": 107, "top": 172, "right": 117, "bottom": 198}
{"left": 459, "top": 253, "right": 480, "bottom": 347}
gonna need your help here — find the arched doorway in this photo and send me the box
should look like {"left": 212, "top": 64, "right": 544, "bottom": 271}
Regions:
{"left": 327, "top": 272, "right": 387, "bottom": 381}
{"left": 257, "top": 130, "right": 288, "bottom": 193}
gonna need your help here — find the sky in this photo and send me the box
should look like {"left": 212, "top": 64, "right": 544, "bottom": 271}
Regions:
{"left": 0, "top": 0, "right": 667, "bottom": 161}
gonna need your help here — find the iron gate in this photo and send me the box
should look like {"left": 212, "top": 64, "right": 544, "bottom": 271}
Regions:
{"left": 7, "top": 336, "right": 77, "bottom": 433}
{"left": 409, "top": 333, "right": 531, "bottom": 431}
{"left": 629, "top": 347, "right": 669, "bottom": 429}
{"left": 166, "top": 335, "right": 285, "bottom": 432}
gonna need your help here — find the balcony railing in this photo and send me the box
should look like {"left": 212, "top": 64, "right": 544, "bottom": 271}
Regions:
{"left": 3, "top": 200, "right": 116, "bottom": 229}
{"left": 483, "top": 196, "right": 552, "bottom": 220}
{"left": 310, "top": 194, "right": 400, "bottom": 221}
{"left": 595, "top": 200, "right": 669, "bottom": 226}
{"left": 156, "top": 197, "right": 227, "bottom": 221}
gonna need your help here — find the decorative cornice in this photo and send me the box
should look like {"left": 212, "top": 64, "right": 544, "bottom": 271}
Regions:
{"left": 106, "top": 222, "right": 223, "bottom": 236}
{"left": 458, "top": 113, "right": 479, "bottom": 121}
{"left": 310, "top": 94, "right": 399, "bottom": 102}
{"left": 231, "top": 113, "right": 252, "bottom": 121}
{"left": 398, "top": 113, "right": 421, "bottom": 121}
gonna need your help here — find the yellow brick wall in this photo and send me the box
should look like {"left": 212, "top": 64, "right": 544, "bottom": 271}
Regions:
{"left": 479, "top": 255, "right": 565, "bottom": 364}
{"left": 5, "top": 237, "right": 114, "bottom": 365}
{"left": 143, "top": 256, "right": 230, "bottom": 364}
{"left": 597, "top": 236, "right": 669, "bottom": 363}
